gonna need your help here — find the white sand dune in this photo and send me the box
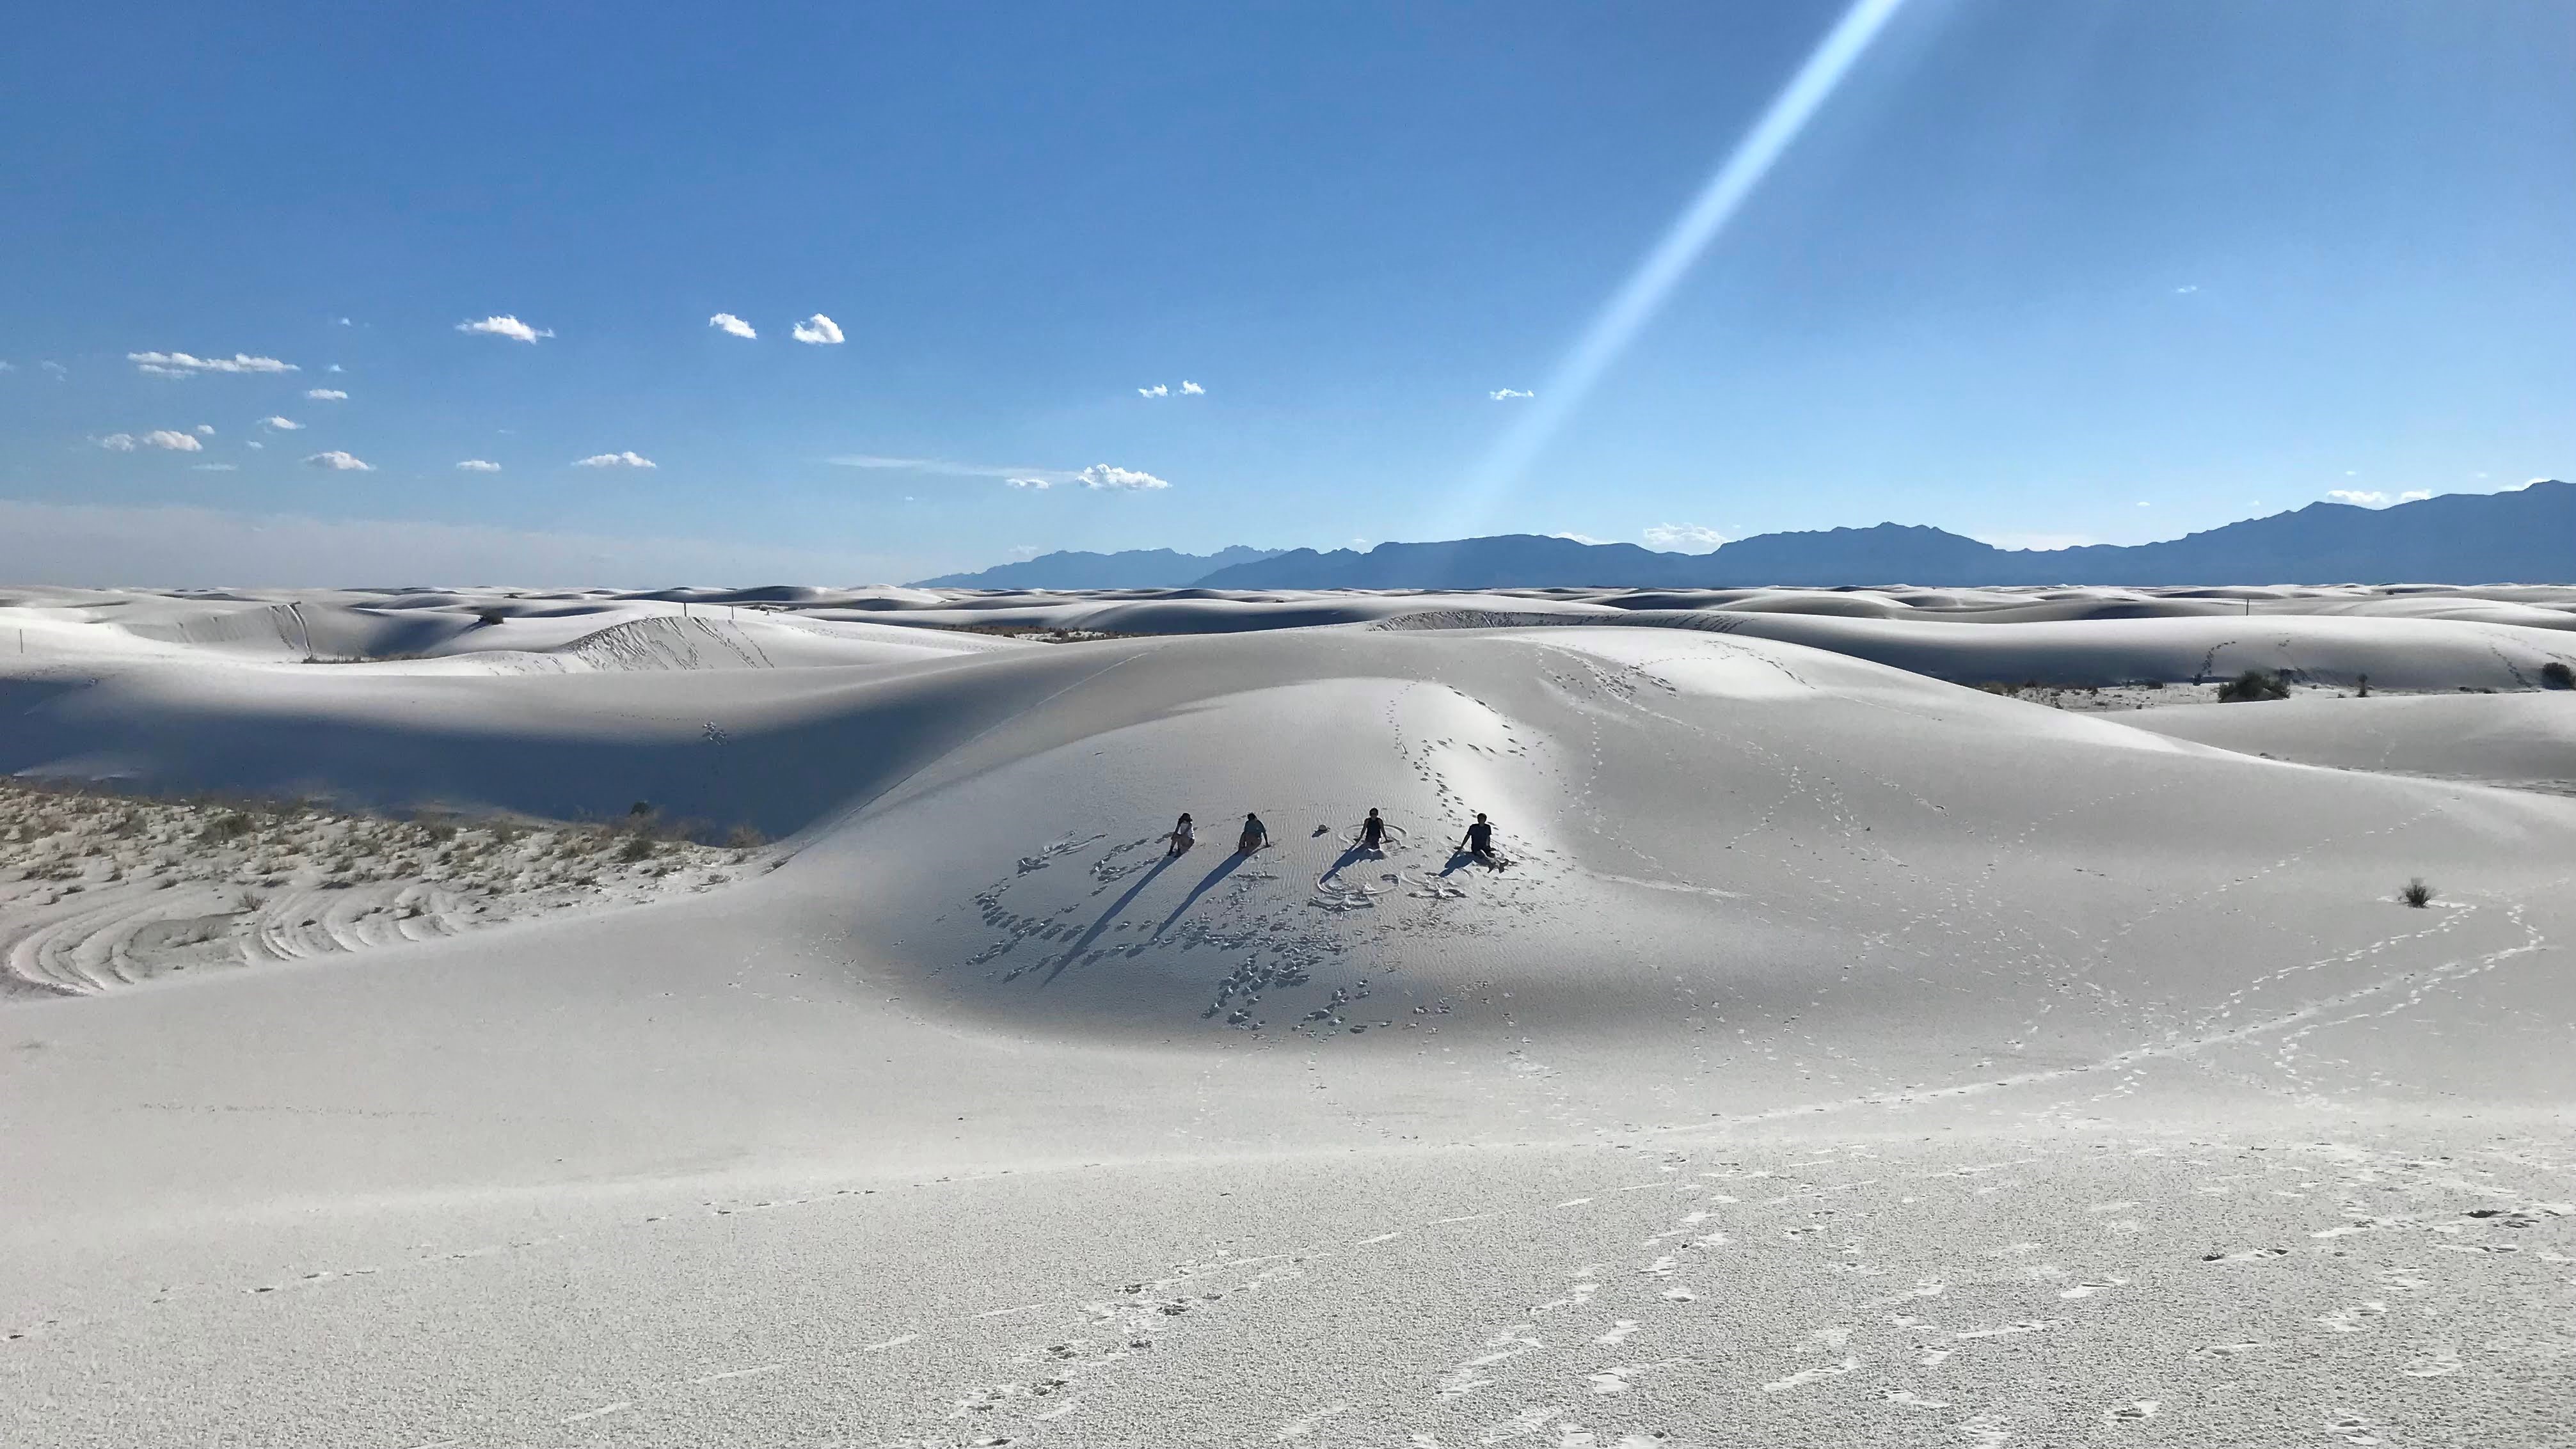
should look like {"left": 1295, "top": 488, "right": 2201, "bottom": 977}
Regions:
{"left": 3, "top": 589, "right": 2572, "bottom": 1446}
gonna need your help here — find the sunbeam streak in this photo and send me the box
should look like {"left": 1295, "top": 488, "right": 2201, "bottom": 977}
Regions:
{"left": 1451, "top": 0, "right": 1911, "bottom": 535}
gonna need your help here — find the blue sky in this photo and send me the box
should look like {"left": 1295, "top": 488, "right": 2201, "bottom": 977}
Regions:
{"left": 3, "top": 1, "right": 2570, "bottom": 583}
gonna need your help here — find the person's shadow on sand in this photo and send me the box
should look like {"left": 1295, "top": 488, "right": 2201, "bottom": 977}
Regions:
{"left": 1318, "top": 843, "right": 1381, "bottom": 887}
{"left": 1030, "top": 849, "right": 1179, "bottom": 983}
{"left": 1438, "top": 850, "right": 1503, "bottom": 876}
{"left": 1150, "top": 850, "right": 1258, "bottom": 940}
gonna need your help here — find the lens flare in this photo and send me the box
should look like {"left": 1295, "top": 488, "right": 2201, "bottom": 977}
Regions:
{"left": 1451, "top": 0, "right": 1910, "bottom": 535}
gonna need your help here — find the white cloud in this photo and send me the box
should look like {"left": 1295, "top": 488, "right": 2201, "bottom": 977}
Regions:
{"left": 2527, "top": 477, "right": 2555, "bottom": 487}
{"left": 41, "top": 361, "right": 67, "bottom": 377}
{"left": 455, "top": 459, "right": 502, "bottom": 472}
{"left": 2174, "top": 284, "right": 2200, "bottom": 294}
{"left": 303, "top": 450, "right": 373, "bottom": 471}
{"left": 0, "top": 360, "right": 13, "bottom": 372}
{"left": 836, "top": 454, "right": 1167, "bottom": 491}
{"left": 139, "top": 429, "right": 203, "bottom": 452}
{"left": 305, "top": 388, "right": 348, "bottom": 401}
{"left": 1550, "top": 531, "right": 1611, "bottom": 546}
{"left": 336, "top": 317, "right": 354, "bottom": 326}
{"left": 1074, "top": 463, "right": 1170, "bottom": 491}
{"left": 1137, "top": 384, "right": 1170, "bottom": 399}
{"left": 326, "top": 363, "right": 344, "bottom": 373}
{"left": 246, "top": 441, "right": 264, "bottom": 450}
{"left": 2327, "top": 489, "right": 2389, "bottom": 505}
{"left": 2399, "top": 489, "right": 2431, "bottom": 502}
{"left": 193, "top": 424, "right": 215, "bottom": 434}
{"left": 455, "top": 315, "right": 552, "bottom": 344}
{"left": 791, "top": 313, "right": 844, "bottom": 345}
{"left": 1490, "top": 388, "right": 1534, "bottom": 400}
{"left": 128, "top": 351, "right": 299, "bottom": 376}
{"left": 1643, "top": 522, "right": 1728, "bottom": 551}
{"left": 709, "top": 312, "right": 758, "bottom": 340}
{"left": 574, "top": 451, "right": 656, "bottom": 468}
{"left": 260, "top": 416, "right": 304, "bottom": 431}
{"left": 97, "top": 434, "right": 137, "bottom": 451}
{"left": 1180, "top": 381, "right": 1205, "bottom": 395}
{"left": 191, "top": 463, "right": 239, "bottom": 471}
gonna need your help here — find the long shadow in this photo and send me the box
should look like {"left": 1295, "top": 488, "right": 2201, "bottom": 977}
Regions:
{"left": 1149, "top": 850, "right": 1257, "bottom": 940}
{"left": 1437, "top": 850, "right": 1488, "bottom": 877}
{"left": 1037, "top": 851, "right": 1181, "bottom": 984}
{"left": 1317, "top": 844, "right": 1380, "bottom": 887}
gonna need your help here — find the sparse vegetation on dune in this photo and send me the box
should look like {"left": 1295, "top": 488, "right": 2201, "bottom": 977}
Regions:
{"left": 2399, "top": 877, "right": 2435, "bottom": 908}
{"left": 0, "top": 778, "right": 778, "bottom": 997}
{"left": 2218, "top": 669, "right": 2293, "bottom": 702}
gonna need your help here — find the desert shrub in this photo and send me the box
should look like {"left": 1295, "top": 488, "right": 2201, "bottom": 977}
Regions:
{"left": 2218, "top": 669, "right": 2291, "bottom": 703}
{"left": 616, "top": 835, "right": 654, "bottom": 862}
{"left": 724, "top": 823, "right": 767, "bottom": 850}
{"left": 2399, "top": 878, "right": 2434, "bottom": 908}
{"left": 2543, "top": 661, "right": 2575, "bottom": 690}
{"left": 198, "top": 812, "right": 255, "bottom": 842}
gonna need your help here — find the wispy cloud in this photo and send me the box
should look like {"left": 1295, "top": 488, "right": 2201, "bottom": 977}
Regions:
{"left": 303, "top": 450, "right": 372, "bottom": 471}
{"left": 129, "top": 351, "right": 298, "bottom": 376}
{"left": 191, "top": 463, "right": 239, "bottom": 471}
{"left": 0, "top": 361, "right": 13, "bottom": 372}
{"left": 1490, "top": 388, "right": 1534, "bottom": 400}
{"left": 709, "top": 312, "right": 758, "bottom": 340}
{"left": 100, "top": 429, "right": 205, "bottom": 452}
{"left": 574, "top": 450, "right": 656, "bottom": 468}
{"left": 2173, "top": 284, "right": 2200, "bottom": 295}
{"left": 791, "top": 313, "right": 844, "bottom": 345}
{"left": 1643, "top": 522, "right": 1727, "bottom": 550}
{"left": 831, "top": 454, "right": 1042, "bottom": 480}
{"left": 1550, "top": 531, "right": 1611, "bottom": 545}
{"left": 98, "top": 434, "right": 136, "bottom": 452}
{"left": 2328, "top": 489, "right": 2431, "bottom": 507}
{"left": 259, "top": 416, "right": 304, "bottom": 431}
{"left": 193, "top": 424, "right": 214, "bottom": 435}
{"left": 455, "top": 459, "right": 502, "bottom": 472}
{"left": 456, "top": 315, "right": 552, "bottom": 343}
{"left": 41, "top": 361, "right": 67, "bottom": 377}
{"left": 305, "top": 388, "right": 348, "bottom": 401}
{"left": 834, "top": 454, "right": 1170, "bottom": 491}
{"left": 1181, "top": 381, "right": 1205, "bottom": 395}
{"left": 1137, "top": 384, "right": 1170, "bottom": 399}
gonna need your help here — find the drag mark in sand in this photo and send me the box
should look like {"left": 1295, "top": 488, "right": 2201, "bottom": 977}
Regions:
{"left": 1760, "top": 1356, "right": 1860, "bottom": 1392}
{"left": 687, "top": 1363, "right": 782, "bottom": 1383}
{"left": 558, "top": 1400, "right": 632, "bottom": 1423}
{"left": 1276, "top": 1402, "right": 1351, "bottom": 1439}
{"left": 862, "top": 1332, "right": 923, "bottom": 1351}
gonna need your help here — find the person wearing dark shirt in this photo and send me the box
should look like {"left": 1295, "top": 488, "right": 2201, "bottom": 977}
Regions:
{"left": 1459, "top": 812, "right": 1495, "bottom": 861}
{"left": 1358, "top": 808, "right": 1388, "bottom": 850}
{"left": 1165, "top": 812, "right": 1195, "bottom": 857}
{"left": 1236, "top": 812, "right": 1269, "bottom": 854}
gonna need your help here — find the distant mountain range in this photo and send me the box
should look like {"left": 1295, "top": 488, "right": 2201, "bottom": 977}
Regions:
{"left": 923, "top": 482, "right": 2573, "bottom": 590}
{"left": 915, "top": 544, "right": 1284, "bottom": 589}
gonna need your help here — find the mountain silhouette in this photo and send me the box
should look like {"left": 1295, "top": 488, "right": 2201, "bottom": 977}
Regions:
{"left": 1191, "top": 483, "right": 2573, "bottom": 589}
{"left": 918, "top": 544, "right": 1284, "bottom": 589}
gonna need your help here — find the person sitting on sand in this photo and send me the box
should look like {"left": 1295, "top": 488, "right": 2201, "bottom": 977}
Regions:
{"left": 1165, "top": 812, "right": 1195, "bottom": 857}
{"left": 1237, "top": 812, "right": 1269, "bottom": 854}
{"left": 1358, "top": 807, "right": 1390, "bottom": 851}
{"left": 1459, "top": 812, "right": 1498, "bottom": 865}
